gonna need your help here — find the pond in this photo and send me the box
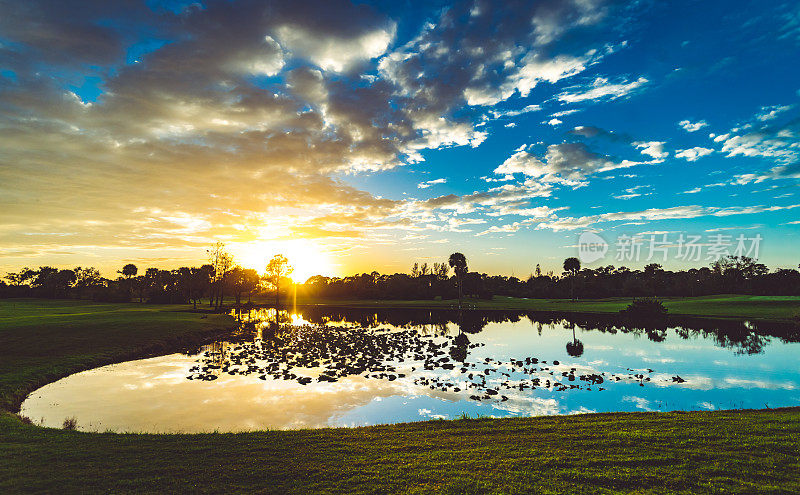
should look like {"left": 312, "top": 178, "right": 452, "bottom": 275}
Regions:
{"left": 20, "top": 307, "right": 800, "bottom": 433}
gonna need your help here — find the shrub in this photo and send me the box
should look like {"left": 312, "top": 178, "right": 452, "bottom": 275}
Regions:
{"left": 620, "top": 297, "right": 668, "bottom": 317}
{"left": 62, "top": 417, "right": 78, "bottom": 430}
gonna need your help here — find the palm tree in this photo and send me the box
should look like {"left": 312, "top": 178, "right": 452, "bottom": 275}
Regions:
{"left": 563, "top": 257, "right": 581, "bottom": 301}
{"left": 566, "top": 325, "right": 584, "bottom": 357}
{"left": 119, "top": 264, "right": 137, "bottom": 300}
{"left": 448, "top": 252, "right": 468, "bottom": 308}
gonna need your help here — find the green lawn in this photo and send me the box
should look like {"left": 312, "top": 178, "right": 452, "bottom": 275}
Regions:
{"left": 0, "top": 299, "right": 232, "bottom": 412}
{"left": 1, "top": 298, "right": 799, "bottom": 493}
{"left": 289, "top": 294, "right": 800, "bottom": 321}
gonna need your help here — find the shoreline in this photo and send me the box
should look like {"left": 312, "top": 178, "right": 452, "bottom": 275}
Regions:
{"left": 2, "top": 299, "right": 799, "bottom": 492}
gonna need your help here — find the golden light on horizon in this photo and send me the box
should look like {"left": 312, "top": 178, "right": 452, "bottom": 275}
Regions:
{"left": 230, "top": 239, "right": 337, "bottom": 283}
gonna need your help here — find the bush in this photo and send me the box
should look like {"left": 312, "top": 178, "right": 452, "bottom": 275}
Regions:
{"left": 620, "top": 297, "right": 668, "bottom": 317}
{"left": 62, "top": 417, "right": 78, "bottom": 430}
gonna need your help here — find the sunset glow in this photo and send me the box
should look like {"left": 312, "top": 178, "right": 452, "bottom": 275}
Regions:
{"left": 230, "top": 239, "right": 337, "bottom": 283}
{"left": 2, "top": 2, "right": 800, "bottom": 491}
{"left": 0, "top": 0, "right": 798, "bottom": 277}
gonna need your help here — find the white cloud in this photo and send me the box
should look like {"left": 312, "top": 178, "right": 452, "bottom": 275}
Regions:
{"left": 756, "top": 104, "right": 794, "bottom": 121}
{"left": 550, "top": 109, "right": 580, "bottom": 118}
{"left": 276, "top": 24, "right": 396, "bottom": 73}
{"left": 417, "top": 178, "right": 447, "bottom": 189}
{"left": 494, "top": 142, "right": 657, "bottom": 187}
{"left": 557, "top": 76, "right": 648, "bottom": 103}
{"left": 231, "top": 36, "right": 285, "bottom": 76}
{"left": 535, "top": 203, "right": 800, "bottom": 231}
{"left": 679, "top": 120, "right": 708, "bottom": 132}
{"left": 494, "top": 150, "right": 548, "bottom": 177}
{"left": 488, "top": 104, "right": 542, "bottom": 119}
{"left": 501, "top": 52, "right": 595, "bottom": 101}
{"left": 675, "top": 147, "right": 714, "bottom": 161}
{"left": 613, "top": 185, "right": 652, "bottom": 200}
{"left": 633, "top": 141, "right": 668, "bottom": 159}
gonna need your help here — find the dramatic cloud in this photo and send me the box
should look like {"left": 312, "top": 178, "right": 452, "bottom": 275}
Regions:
{"left": 1, "top": 0, "right": 798, "bottom": 273}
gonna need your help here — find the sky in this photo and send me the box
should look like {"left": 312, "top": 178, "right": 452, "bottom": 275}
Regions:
{"left": 1, "top": 0, "right": 799, "bottom": 280}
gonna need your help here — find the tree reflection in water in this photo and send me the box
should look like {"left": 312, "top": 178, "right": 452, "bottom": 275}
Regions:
{"left": 565, "top": 323, "right": 584, "bottom": 358}
{"left": 186, "top": 307, "right": 800, "bottom": 404}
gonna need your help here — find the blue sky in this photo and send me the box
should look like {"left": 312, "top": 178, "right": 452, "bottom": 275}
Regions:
{"left": 0, "top": 0, "right": 798, "bottom": 277}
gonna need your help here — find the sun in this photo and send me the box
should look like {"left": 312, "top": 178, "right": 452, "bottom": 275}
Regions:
{"left": 229, "top": 239, "right": 336, "bottom": 283}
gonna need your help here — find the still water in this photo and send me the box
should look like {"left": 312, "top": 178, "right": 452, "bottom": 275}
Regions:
{"left": 20, "top": 308, "right": 800, "bottom": 432}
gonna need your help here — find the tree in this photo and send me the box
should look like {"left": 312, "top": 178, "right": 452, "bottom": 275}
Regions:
{"left": 28, "top": 267, "right": 76, "bottom": 298}
{"left": 120, "top": 264, "right": 138, "bottom": 279}
{"left": 178, "top": 267, "right": 208, "bottom": 309}
{"left": 5, "top": 268, "right": 35, "bottom": 287}
{"left": 207, "top": 242, "right": 233, "bottom": 310}
{"left": 566, "top": 325, "right": 584, "bottom": 357}
{"left": 448, "top": 252, "right": 468, "bottom": 308}
{"left": 73, "top": 267, "right": 102, "bottom": 299}
{"left": 433, "top": 262, "right": 449, "bottom": 280}
{"left": 265, "top": 254, "right": 293, "bottom": 309}
{"left": 118, "top": 264, "right": 138, "bottom": 300}
{"left": 242, "top": 268, "right": 260, "bottom": 303}
{"left": 563, "top": 257, "right": 581, "bottom": 300}
{"left": 227, "top": 266, "right": 261, "bottom": 305}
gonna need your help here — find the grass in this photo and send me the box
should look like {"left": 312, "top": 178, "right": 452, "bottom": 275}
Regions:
{"left": 0, "top": 299, "right": 232, "bottom": 412}
{"left": 1, "top": 298, "right": 800, "bottom": 493}
{"left": 289, "top": 294, "right": 800, "bottom": 321}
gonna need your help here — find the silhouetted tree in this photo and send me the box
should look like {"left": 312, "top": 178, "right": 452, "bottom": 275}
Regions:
{"left": 73, "top": 267, "right": 102, "bottom": 299}
{"left": 120, "top": 264, "right": 138, "bottom": 279}
{"left": 27, "top": 266, "right": 75, "bottom": 298}
{"left": 449, "top": 252, "right": 468, "bottom": 308}
{"left": 227, "top": 266, "right": 261, "bottom": 305}
{"left": 563, "top": 257, "right": 581, "bottom": 300}
{"left": 5, "top": 268, "right": 36, "bottom": 287}
{"left": 433, "top": 262, "right": 449, "bottom": 280}
{"left": 566, "top": 325, "right": 584, "bottom": 357}
{"left": 266, "top": 254, "right": 293, "bottom": 309}
{"left": 207, "top": 242, "right": 233, "bottom": 310}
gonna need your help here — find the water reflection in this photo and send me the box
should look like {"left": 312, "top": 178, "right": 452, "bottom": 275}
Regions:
{"left": 288, "top": 306, "right": 798, "bottom": 356}
{"left": 566, "top": 324, "right": 584, "bottom": 357}
{"left": 20, "top": 308, "right": 800, "bottom": 432}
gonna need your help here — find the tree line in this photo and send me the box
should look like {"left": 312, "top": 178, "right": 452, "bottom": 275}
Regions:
{"left": 300, "top": 255, "right": 800, "bottom": 301}
{"left": 2, "top": 246, "right": 799, "bottom": 306}
{"left": 0, "top": 243, "right": 295, "bottom": 309}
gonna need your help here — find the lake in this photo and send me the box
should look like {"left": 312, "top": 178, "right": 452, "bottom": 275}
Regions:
{"left": 20, "top": 307, "right": 800, "bottom": 432}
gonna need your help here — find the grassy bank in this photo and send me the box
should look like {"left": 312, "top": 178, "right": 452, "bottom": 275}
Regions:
{"left": 3, "top": 407, "right": 799, "bottom": 494}
{"left": 1, "top": 298, "right": 799, "bottom": 493}
{"left": 289, "top": 294, "right": 800, "bottom": 321}
{"left": 0, "top": 299, "right": 233, "bottom": 412}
